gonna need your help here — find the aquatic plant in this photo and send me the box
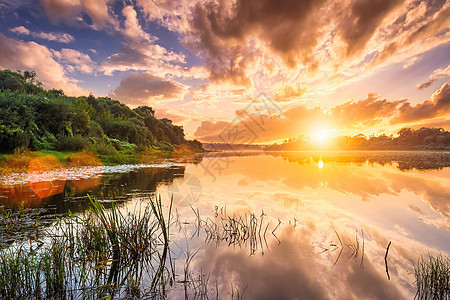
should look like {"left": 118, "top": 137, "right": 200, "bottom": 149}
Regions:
{"left": 190, "top": 205, "right": 271, "bottom": 256}
{"left": 0, "top": 195, "right": 174, "bottom": 299}
{"left": 414, "top": 253, "right": 450, "bottom": 300}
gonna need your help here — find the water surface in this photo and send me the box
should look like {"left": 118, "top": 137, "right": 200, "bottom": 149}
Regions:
{"left": 1, "top": 151, "right": 449, "bottom": 299}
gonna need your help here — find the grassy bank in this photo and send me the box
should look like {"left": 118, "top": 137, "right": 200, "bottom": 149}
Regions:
{"left": 0, "top": 145, "right": 202, "bottom": 175}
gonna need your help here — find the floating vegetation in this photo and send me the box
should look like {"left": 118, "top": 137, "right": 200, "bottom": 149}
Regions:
{"left": 0, "top": 162, "right": 185, "bottom": 186}
{"left": 414, "top": 253, "right": 450, "bottom": 300}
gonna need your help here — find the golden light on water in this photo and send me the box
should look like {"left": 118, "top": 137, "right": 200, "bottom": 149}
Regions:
{"left": 26, "top": 155, "right": 67, "bottom": 199}
{"left": 318, "top": 160, "right": 324, "bottom": 168}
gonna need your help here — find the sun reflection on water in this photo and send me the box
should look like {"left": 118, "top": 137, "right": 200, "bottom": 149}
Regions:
{"left": 318, "top": 160, "right": 324, "bottom": 168}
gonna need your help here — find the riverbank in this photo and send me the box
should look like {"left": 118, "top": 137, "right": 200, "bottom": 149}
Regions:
{"left": 0, "top": 145, "right": 203, "bottom": 175}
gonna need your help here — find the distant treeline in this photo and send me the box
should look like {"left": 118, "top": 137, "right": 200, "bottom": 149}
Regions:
{"left": 266, "top": 127, "right": 450, "bottom": 151}
{"left": 0, "top": 69, "right": 203, "bottom": 154}
{"left": 202, "top": 143, "right": 265, "bottom": 151}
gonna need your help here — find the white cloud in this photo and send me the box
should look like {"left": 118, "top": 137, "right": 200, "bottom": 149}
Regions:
{"left": 0, "top": 33, "right": 89, "bottom": 96}
{"left": 9, "top": 26, "right": 75, "bottom": 43}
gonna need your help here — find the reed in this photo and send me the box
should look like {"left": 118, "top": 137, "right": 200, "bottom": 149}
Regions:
{"left": 0, "top": 195, "right": 173, "bottom": 299}
{"left": 414, "top": 253, "right": 449, "bottom": 300}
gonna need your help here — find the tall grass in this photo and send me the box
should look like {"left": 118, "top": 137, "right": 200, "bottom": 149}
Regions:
{"left": 414, "top": 253, "right": 449, "bottom": 300}
{"left": 0, "top": 195, "right": 174, "bottom": 299}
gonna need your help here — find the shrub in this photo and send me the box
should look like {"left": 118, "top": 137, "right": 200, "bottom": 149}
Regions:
{"left": 0, "top": 126, "right": 29, "bottom": 153}
{"left": 90, "top": 142, "right": 117, "bottom": 156}
{"left": 56, "top": 134, "right": 89, "bottom": 152}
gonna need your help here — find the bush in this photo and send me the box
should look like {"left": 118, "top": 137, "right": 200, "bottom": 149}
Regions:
{"left": 31, "top": 131, "right": 57, "bottom": 150}
{"left": 0, "top": 126, "right": 29, "bottom": 153}
{"left": 90, "top": 142, "right": 117, "bottom": 156}
{"left": 158, "top": 141, "right": 173, "bottom": 151}
{"left": 56, "top": 134, "right": 90, "bottom": 152}
{"left": 119, "top": 141, "right": 137, "bottom": 151}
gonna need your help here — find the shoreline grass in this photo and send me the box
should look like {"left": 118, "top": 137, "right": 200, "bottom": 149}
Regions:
{"left": 0, "top": 195, "right": 174, "bottom": 299}
{"left": 414, "top": 253, "right": 450, "bottom": 300}
{"left": 0, "top": 146, "right": 200, "bottom": 177}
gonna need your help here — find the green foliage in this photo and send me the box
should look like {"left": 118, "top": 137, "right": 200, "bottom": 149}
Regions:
{"left": 0, "top": 69, "right": 204, "bottom": 155}
{"left": 91, "top": 141, "right": 118, "bottom": 156}
{"left": 0, "top": 126, "right": 29, "bottom": 152}
{"left": 31, "top": 131, "right": 57, "bottom": 150}
{"left": 0, "top": 69, "right": 44, "bottom": 94}
{"left": 55, "top": 134, "right": 90, "bottom": 152}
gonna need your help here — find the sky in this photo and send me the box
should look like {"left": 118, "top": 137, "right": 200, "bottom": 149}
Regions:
{"left": 0, "top": 0, "right": 449, "bottom": 143}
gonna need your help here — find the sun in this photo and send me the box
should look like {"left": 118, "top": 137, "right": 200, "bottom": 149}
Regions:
{"left": 314, "top": 129, "right": 330, "bottom": 144}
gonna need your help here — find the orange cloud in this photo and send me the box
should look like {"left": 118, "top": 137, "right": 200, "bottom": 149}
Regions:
{"left": 154, "top": 108, "right": 188, "bottom": 124}
{"left": 189, "top": 0, "right": 325, "bottom": 86}
{"left": 194, "top": 83, "right": 450, "bottom": 142}
{"left": 332, "top": 93, "right": 406, "bottom": 126}
{"left": 183, "top": 0, "right": 449, "bottom": 89}
{"left": 195, "top": 105, "right": 326, "bottom": 143}
{"left": 392, "top": 82, "right": 450, "bottom": 124}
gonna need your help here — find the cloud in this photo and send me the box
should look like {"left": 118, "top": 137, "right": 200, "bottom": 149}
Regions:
{"left": 40, "top": 0, "right": 112, "bottom": 28}
{"left": 194, "top": 84, "right": 450, "bottom": 142}
{"left": 154, "top": 108, "right": 188, "bottom": 124}
{"left": 393, "top": 82, "right": 450, "bottom": 123}
{"left": 181, "top": 0, "right": 449, "bottom": 90}
{"left": 99, "top": 5, "right": 205, "bottom": 80}
{"left": 108, "top": 72, "right": 186, "bottom": 106}
{"left": 402, "top": 55, "right": 422, "bottom": 69}
{"left": 332, "top": 93, "right": 406, "bottom": 126}
{"left": 368, "top": 1, "right": 449, "bottom": 67}
{"left": 194, "top": 105, "right": 326, "bottom": 143}
{"left": 9, "top": 25, "right": 29, "bottom": 35}
{"left": 135, "top": 0, "right": 194, "bottom": 33}
{"left": 189, "top": 0, "right": 326, "bottom": 86}
{"left": 10, "top": 26, "right": 75, "bottom": 43}
{"left": 122, "top": 5, "right": 154, "bottom": 43}
{"left": 417, "top": 64, "right": 450, "bottom": 90}
{"left": 338, "top": 0, "right": 404, "bottom": 57}
{"left": 52, "top": 48, "right": 97, "bottom": 74}
{"left": 417, "top": 79, "right": 437, "bottom": 90}
{"left": 273, "top": 84, "right": 307, "bottom": 102}
{"left": 0, "top": 33, "right": 89, "bottom": 96}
